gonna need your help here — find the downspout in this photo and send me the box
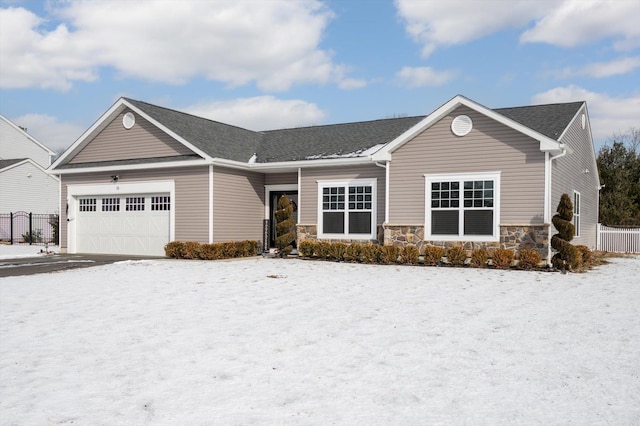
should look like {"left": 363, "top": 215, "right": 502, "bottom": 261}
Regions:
{"left": 546, "top": 144, "right": 568, "bottom": 264}
{"left": 375, "top": 161, "right": 389, "bottom": 241}
{"left": 209, "top": 164, "right": 214, "bottom": 244}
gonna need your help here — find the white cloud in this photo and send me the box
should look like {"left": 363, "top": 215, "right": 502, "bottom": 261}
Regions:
{"left": 532, "top": 85, "right": 640, "bottom": 144}
{"left": 10, "top": 114, "right": 85, "bottom": 153}
{"left": 394, "top": 0, "right": 552, "bottom": 57}
{"left": 183, "top": 96, "right": 326, "bottom": 131}
{"left": 553, "top": 56, "right": 640, "bottom": 79}
{"left": 395, "top": 66, "right": 455, "bottom": 87}
{"left": 0, "top": 0, "right": 359, "bottom": 91}
{"left": 521, "top": 0, "right": 640, "bottom": 50}
{"left": 395, "top": 0, "right": 639, "bottom": 57}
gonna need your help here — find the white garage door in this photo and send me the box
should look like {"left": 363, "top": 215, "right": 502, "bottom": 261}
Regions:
{"left": 75, "top": 194, "right": 170, "bottom": 256}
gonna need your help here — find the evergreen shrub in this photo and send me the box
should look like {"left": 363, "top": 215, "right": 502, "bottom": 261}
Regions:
{"left": 575, "top": 245, "right": 593, "bottom": 268}
{"left": 399, "top": 245, "right": 420, "bottom": 265}
{"left": 343, "top": 244, "right": 362, "bottom": 262}
{"left": 198, "top": 243, "right": 219, "bottom": 260}
{"left": 315, "top": 241, "right": 332, "bottom": 259}
{"left": 360, "top": 244, "right": 381, "bottom": 264}
{"left": 423, "top": 246, "right": 445, "bottom": 266}
{"left": 470, "top": 248, "right": 489, "bottom": 268}
{"left": 328, "top": 242, "right": 347, "bottom": 261}
{"left": 517, "top": 249, "right": 541, "bottom": 270}
{"left": 274, "top": 196, "right": 295, "bottom": 257}
{"left": 380, "top": 246, "right": 400, "bottom": 264}
{"left": 551, "top": 193, "right": 578, "bottom": 270}
{"left": 298, "top": 240, "right": 316, "bottom": 258}
{"left": 182, "top": 241, "right": 201, "bottom": 259}
{"left": 164, "top": 240, "right": 259, "bottom": 259}
{"left": 164, "top": 241, "right": 184, "bottom": 258}
{"left": 446, "top": 246, "right": 467, "bottom": 266}
{"left": 491, "top": 249, "right": 514, "bottom": 268}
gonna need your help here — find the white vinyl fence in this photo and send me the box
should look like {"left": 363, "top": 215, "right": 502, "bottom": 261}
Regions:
{"left": 597, "top": 224, "right": 640, "bottom": 253}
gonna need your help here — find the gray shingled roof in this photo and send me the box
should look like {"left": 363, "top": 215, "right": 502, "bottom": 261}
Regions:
{"left": 56, "top": 155, "right": 201, "bottom": 170}
{"left": 0, "top": 158, "right": 27, "bottom": 170}
{"left": 495, "top": 102, "right": 583, "bottom": 140}
{"left": 125, "top": 98, "right": 262, "bottom": 162}
{"left": 117, "top": 98, "right": 583, "bottom": 165}
{"left": 257, "top": 116, "right": 425, "bottom": 162}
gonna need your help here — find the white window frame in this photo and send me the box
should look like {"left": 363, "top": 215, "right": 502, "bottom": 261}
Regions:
{"left": 424, "top": 172, "right": 501, "bottom": 242}
{"left": 317, "top": 178, "right": 377, "bottom": 240}
{"left": 573, "top": 190, "right": 580, "bottom": 237}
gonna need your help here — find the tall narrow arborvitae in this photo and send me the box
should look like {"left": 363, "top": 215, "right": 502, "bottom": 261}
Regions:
{"left": 551, "top": 193, "right": 578, "bottom": 270}
{"left": 275, "top": 195, "right": 295, "bottom": 257}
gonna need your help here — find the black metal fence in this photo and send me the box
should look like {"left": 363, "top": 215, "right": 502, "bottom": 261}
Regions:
{"left": 0, "top": 212, "right": 59, "bottom": 245}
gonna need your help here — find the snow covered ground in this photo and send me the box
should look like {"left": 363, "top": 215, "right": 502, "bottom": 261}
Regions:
{"left": 0, "top": 249, "right": 639, "bottom": 424}
{"left": 0, "top": 243, "right": 58, "bottom": 259}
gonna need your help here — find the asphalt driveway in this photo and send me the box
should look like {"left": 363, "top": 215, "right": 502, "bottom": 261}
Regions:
{"left": 0, "top": 253, "right": 164, "bottom": 278}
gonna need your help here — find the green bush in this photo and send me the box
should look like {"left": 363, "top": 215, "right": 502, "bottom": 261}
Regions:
{"left": 575, "top": 245, "right": 593, "bottom": 268}
{"left": 399, "top": 245, "right": 420, "bottom": 265}
{"left": 312, "top": 241, "right": 330, "bottom": 259}
{"left": 551, "top": 193, "right": 578, "bottom": 270}
{"left": 328, "top": 242, "right": 347, "bottom": 261}
{"left": 198, "top": 243, "right": 220, "bottom": 260}
{"left": 470, "top": 248, "right": 489, "bottom": 268}
{"left": 164, "top": 240, "right": 259, "bottom": 260}
{"left": 164, "top": 241, "right": 185, "bottom": 258}
{"left": 182, "top": 241, "right": 202, "bottom": 259}
{"left": 343, "top": 244, "right": 362, "bottom": 262}
{"left": 379, "top": 245, "right": 399, "bottom": 264}
{"left": 49, "top": 215, "right": 59, "bottom": 245}
{"left": 423, "top": 246, "right": 445, "bottom": 266}
{"left": 274, "top": 195, "right": 295, "bottom": 257}
{"left": 491, "top": 249, "right": 514, "bottom": 268}
{"left": 22, "top": 229, "right": 42, "bottom": 244}
{"left": 298, "top": 240, "right": 316, "bottom": 258}
{"left": 360, "top": 244, "right": 381, "bottom": 264}
{"left": 446, "top": 246, "right": 467, "bottom": 266}
{"left": 517, "top": 249, "right": 541, "bottom": 270}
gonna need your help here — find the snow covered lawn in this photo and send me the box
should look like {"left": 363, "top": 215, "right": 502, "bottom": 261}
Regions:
{"left": 1, "top": 255, "right": 639, "bottom": 424}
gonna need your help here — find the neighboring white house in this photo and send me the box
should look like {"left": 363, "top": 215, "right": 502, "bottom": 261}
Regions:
{"left": 0, "top": 114, "right": 59, "bottom": 215}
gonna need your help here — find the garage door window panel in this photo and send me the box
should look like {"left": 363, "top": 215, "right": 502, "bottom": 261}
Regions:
{"left": 102, "top": 198, "right": 120, "bottom": 212}
{"left": 126, "top": 197, "right": 145, "bottom": 211}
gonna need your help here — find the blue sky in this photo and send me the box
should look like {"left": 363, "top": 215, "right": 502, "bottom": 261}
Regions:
{"left": 1, "top": 0, "right": 638, "bottom": 153}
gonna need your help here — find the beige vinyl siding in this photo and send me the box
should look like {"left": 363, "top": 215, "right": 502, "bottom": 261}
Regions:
{"left": 299, "top": 164, "right": 385, "bottom": 225}
{"left": 389, "top": 105, "right": 546, "bottom": 225}
{"left": 68, "top": 110, "right": 195, "bottom": 164}
{"left": 59, "top": 166, "right": 209, "bottom": 248}
{"left": 552, "top": 106, "right": 599, "bottom": 248}
{"left": 212, "top": 167, "right": 265, "bottom": 242}
{"left": 265, "top": 172, "right": 297, "bottom": 186}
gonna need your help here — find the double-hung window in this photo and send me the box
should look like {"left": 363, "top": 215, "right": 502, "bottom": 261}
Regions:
{"left": 425, "top": 172, "right": 500, "bottom": 241}
{"left": 318, "top": 179, "right": 376, "bottom": 239}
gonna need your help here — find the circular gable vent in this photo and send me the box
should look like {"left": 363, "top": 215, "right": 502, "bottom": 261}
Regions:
{"left": 122, "top": 112, "right": 136, "bottom": 129}
{"left": 451, "top": 115, "right": 472, "bottom": 136}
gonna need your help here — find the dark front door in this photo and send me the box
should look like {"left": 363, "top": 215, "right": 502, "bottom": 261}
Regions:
{"left": 269, "top": 191, "right": 298, "bottom": 248}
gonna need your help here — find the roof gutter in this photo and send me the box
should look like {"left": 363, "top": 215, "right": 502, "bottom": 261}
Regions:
{"left": 211, "top": 155, "right": 374, "bottom": 171}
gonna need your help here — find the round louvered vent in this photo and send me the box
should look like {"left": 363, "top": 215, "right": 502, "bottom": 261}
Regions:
{"left": 123, "top": 112, "right": 135, "bottom": 129}
{"left": 451, "top": 115, "right": 472, "bottom": 136}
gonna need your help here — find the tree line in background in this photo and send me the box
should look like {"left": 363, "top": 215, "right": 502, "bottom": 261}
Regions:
{"left": 597, "top": 127, "right": 640, "bottom": 226}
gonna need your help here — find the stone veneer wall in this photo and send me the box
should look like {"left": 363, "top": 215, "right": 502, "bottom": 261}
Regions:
{"left": 297, "top": 224, "right": 384, "bottom": 245}
{"left": 298, "top": 223, "right": 550, "bottom": 260}
{"left": 383, "top": 224, "right": 550, "bottom": 260}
